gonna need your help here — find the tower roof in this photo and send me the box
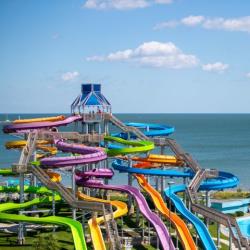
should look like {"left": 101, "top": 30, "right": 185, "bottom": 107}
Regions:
{"left": 71, "top": 83, "right": 111, "bottom": 114}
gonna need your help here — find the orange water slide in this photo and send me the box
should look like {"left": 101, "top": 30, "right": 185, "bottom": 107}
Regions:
{"left": 135, "top": 174, "right": 197, "bottom": 250}
{"left": 132, "top": 154, "right": 184, "bottom": 165}
{"left": 46, "top": 171, "right": 62, "bottom": 183}
{"left": 13, "top": 115, "right": 65, "bottom": 124}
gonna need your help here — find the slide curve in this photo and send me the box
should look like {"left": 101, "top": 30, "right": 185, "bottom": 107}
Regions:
{"left": 77, "top": 178, "right": 175, "bottom": 250}
{"left": 3, "top": 115, "right": 82, "bottom": 133}
{"left": 0, "top": 186, "right": 87, "bottom": 250}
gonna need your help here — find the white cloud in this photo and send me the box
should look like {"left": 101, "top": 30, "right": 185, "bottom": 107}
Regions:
{"left": 202, "top": 62, "right": 229, "bottom": 73}
{"left": 154, "top": 0, "right": 172, "bottom": 4}
{"left": 246, "top": 72, "right": 250, "bottom": 78}
{"left": 87, "top": 41, "right": 199, "bottom": 69}
{"left": 83, "top": 0, "right": 172, "bottom": 10}
{"left": 181, "top": 15, "right": 205, "bottom": 26}
{"left": 61, "top": 71, "right": 79, "bottom": 81}
{"left": 155, "top": 15, "right": 250, "bottom": 33}
{"left": 154, "top": 20, "right": 178, "bottom": 30}
{"left": 203, "top": 16, "right": 250, "bottom": 32}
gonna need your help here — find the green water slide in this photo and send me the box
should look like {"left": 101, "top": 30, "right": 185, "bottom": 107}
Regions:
{"left": 104, "top": 136, "right": 154, "bottom": 156}
{"left": 0, "top": 186, "right": 87, "bottom": 250}
{"left": 0, "top": 168, "right": 16, "bottom": 176}
{"left": 0, "top": 185, "right": 53, "bottom": 194}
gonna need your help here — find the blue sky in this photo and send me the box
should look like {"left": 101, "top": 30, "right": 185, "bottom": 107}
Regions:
{"left": 1, "top": 0, "right": 250, "bottom": 113}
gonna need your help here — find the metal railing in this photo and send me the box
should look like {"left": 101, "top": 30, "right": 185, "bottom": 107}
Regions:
{"left": 28, "top": 164, "right": 105, "bottom": 212}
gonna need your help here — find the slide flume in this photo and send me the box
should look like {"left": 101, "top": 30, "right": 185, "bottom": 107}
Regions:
{"left": 13, "top": 115, "right": 65, "bottom": 124}
{"left": 135, "top": 174, "right": 197, "bottom": 250}
{"left": 112, "top": 159, "right": 196, "bottom": 250}
{"left": 3, "top": 115, "right": 82, "bottom": 133}
{"left": 165, "top": 185, "right": 217, "bottom": 250}
{"left": 5, "top": 139, "right": 57, "bottom": 159}
{"left": 112, "top": 122, "right": 174, "bottom": 139}
{"left": 39, "top": 139, "right": 107, "bottom": 168}
{"left": 78, "top": 191, "right": 128, "bottom": 250}
{"left": 0, "top": 186, "right": 87, "bottom": 250}
{"left": 164, "top": 172, "right": 238, "bottom": 250}
{"left": 77, "top": 178, "right": 175, "bottom": 250}
{"left": 104, "top": 136, "right": 154, "bottom": 157}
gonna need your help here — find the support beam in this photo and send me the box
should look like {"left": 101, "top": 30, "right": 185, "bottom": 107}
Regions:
{"left": 18, "top": 173, "right": 25, "bottom": 245}
{"left": 160, "top": 146, "right": 165, "bottom": 197}
{"left": 217, "top": 222, "right": 220, "bottom": 248}
{"left": 229, "top": 230, "right": 232, "bottom": 249}
{"left": 148, "top": 221, "right": 151, "bottom": 245}
{"left": 72, "top": 166, "right": 76, "bottom": 220}
{"left": 128, "top": 158, "right": 134, "bottom": 214}
{"left": 52, "top": 190, "right": 56, "bottom": 232}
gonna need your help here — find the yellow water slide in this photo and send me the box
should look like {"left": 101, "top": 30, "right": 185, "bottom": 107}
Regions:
{"left": 5, "top": 140, "right": 57, "bottom": 158}
{"left": 77, "top": 192, "right": 128, "bottom": 250}
{"left": 13, "top": 115, "right": 65, "bottom": 124}
{"left": 135, "top": 174, "right": 197, "bottom": 250}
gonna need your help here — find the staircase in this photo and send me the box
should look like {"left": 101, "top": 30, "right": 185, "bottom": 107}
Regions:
{"left": 108, "top": 115, "right": 148, "bottom": 140}
{"left": 19, "top": 132, "right": 38, "bottom": 165}
{"left": 28, "top": 164, "right": 104, "bottom": 212}
{"left": 189, "top": 169, "right": 206, "bottom": 193}
{"left": 192, "top": 203, "right": 249, "bottom": 249}
{"left": 103, "top": 204, "right": 122, "bottom": 250}
{"left": 107, "top": 115, "right": 250, "bottom": 249}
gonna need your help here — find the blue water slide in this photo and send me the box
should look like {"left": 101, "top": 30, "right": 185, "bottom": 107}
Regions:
{"left": 112, "top": 159, "right": 190, "bottom": 177}
{"left": 200, "top": 171, "right": 239, "bottom": 191}
{"left": 112, "top": 122, "right": 174, "bottom": 139}
{"left": 112, "top": 159, "right": 239, "bottom": 250}
{"left": 164, "top": 185, "right": 217, "bottom": 250}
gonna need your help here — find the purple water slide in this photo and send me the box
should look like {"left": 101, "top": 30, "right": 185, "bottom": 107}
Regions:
{"left": 75, "top": 168, "right": 114, "bottom": 178}
{"left": 40, "top": 140, "right": 107, "bottom": 168}
{"left": 77, "top": 179, "right": 175, "bottom": 250}
{"left": 3, "top": 115, "right": 82, "bottom": 133}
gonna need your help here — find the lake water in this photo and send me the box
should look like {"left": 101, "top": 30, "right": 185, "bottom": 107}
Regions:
{"left": 0, "top": 113, "right": 250, "bottom": 189}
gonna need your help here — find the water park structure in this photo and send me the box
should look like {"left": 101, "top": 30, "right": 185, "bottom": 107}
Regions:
{"left": 0, "top": 83, "right": 250, "bottom": 250}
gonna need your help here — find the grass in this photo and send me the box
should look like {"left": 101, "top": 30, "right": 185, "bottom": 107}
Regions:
{"left": 212, "top": 190, "right": 250, "bottom": 200}
{"left": 0, "top": 229, "right": 74, "bottom": 250}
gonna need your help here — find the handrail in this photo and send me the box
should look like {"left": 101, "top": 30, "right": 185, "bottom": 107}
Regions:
{"left": 28, "top": 164, "right": 105, "bottom": 212}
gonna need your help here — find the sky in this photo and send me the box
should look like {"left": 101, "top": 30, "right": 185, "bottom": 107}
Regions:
{"left": 1, "top": 0, "right": 250, "bottom": 113}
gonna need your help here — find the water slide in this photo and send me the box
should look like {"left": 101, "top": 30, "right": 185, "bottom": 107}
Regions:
{"left": 112, "top": 122, "right": 174, "bottom": 139}
{"left": 112, "top": 159, "right": 190, "bottom": 177}
{"left": 113, "top": 159, "right": 239, "bottom": 250}
{"left": 39, "top": 139, "right": 107, "bottom": 168}
{"left": 77, "top": 178, "right": 175, "bottom": 250}
{"left": 104, "top": 136, "right": 154, "bottom": 156}
{"left": 107, "top": 136, "right": 214, "bottom": 249}
{"left": 112, "top": 160, "right": 196, "bottom": 250}
{"left": 0, "top": 168, "right": 16, "bottom": 176}
{"left": 0, "top": 186, "right": 87, "bottom": 250}
{"left": 0, "top": 183, "right": 127, "bottom": 250}
{"left": 164, "top": 184, "right": 217, "bottom": 250}
{"left": 3, "top": 115, "right": 82, "bottom": 133}
{"left": 5, "top": 139, "right": 52, "bottom": 149}
{"left": 135, "top": 174, "right": 197, "bottom": 250}
{"left": 13, "top": 115, "right": 65, "bottom": 124}
{"left": 132, "top": 154, "right": 184, "bottom": 165}
{"left": 76, "top": 168, "right": 114, "bottom": 179}
{"left": 5, "top": 139, "right": 57, "bottom": 158}
{"left": 77, "top": 191, "right": 128, "bottom": 250}
{"left": 164, "top": 171, "right": 239, "bottom": 250}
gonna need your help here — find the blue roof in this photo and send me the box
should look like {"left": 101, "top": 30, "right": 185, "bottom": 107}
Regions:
{"left": 71, "top": 83, "right": 111, "bottom": 112}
